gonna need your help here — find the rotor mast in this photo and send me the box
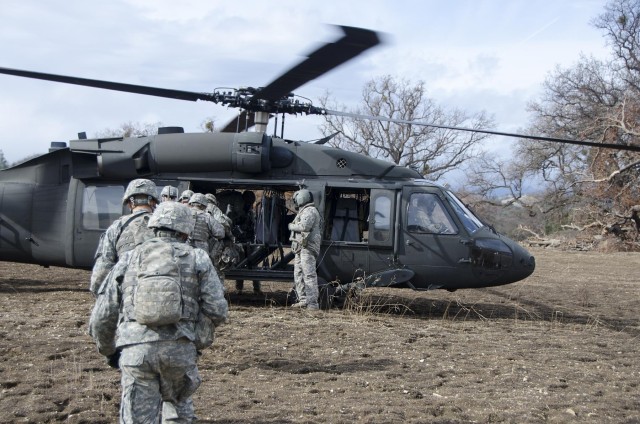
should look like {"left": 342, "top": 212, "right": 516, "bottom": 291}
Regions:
{"left": 254, "top": 111, "right": 270, "bottom": 133}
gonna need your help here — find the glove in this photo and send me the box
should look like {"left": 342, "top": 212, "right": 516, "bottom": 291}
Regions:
{"left": 107, "top": 351, "right": 121, "bottom": 369}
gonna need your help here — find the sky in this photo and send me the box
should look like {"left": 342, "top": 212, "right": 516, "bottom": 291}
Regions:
{"left": 0, "top": 0, "right": 612, "bottom": 165}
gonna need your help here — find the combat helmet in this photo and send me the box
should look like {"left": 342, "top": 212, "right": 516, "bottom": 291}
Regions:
{"left": 293, "top": 189, "right": 313, "bottom": 208}
{"left": 179, "top": 189, "right": 194, "bottom": 203}
{"left": 205, "top": 193, "right": 218, "bottom": 206}
{"left": 160, "top": 185, "right": 179, "bottom": 201}
{"left": 147, "top": 202, "right": 194, "bottom": 235}
{"left": 189, "top": 193, "right": 208, "bottom": 208}
{"left": 122, "top": 179, "right": 158, "bottom": 205}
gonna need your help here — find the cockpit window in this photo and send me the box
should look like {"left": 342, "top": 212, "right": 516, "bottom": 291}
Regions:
{"left": 82, "top": 185, "right": 124, "bottom": 230}
{"left": 445, "top": 190, "right": 483, "bottom": 234}
{"left": 407, "top": 193, "right": 457, "bottom": 234}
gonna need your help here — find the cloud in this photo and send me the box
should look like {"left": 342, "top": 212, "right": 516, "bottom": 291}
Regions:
{"left": 0, "top": 0, "right": 611, "bottom": 163}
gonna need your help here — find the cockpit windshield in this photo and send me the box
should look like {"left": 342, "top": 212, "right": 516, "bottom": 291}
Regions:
{"left": 444, "top": 190, "right": 484, "bottom": 234}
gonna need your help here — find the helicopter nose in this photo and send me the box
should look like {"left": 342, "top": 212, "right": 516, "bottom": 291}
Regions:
{"left": 512, "top": 244, "right": 536, "bottom": 282}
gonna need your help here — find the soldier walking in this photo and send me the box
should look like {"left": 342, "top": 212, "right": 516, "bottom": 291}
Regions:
{"left": 89, "top": 201, "right": 228, "bottom": 423}
{"left": 89, "top": 178, "right": 158, "bottom": 295}
{"left": 188, "top": 193, "right": 225, "bottom": 253}
{"left": 179, "top": 189, "right": 194, "bottom": 204}
{"left": 204, "top": 193, "right": 238, "bottom": 281}
{"left": 160, "top": 185, "right": 179, "bottom": 202}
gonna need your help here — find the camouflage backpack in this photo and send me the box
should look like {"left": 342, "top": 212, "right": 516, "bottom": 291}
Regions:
{"left": 133, "top": 240, "right": 185, "bottom": 326}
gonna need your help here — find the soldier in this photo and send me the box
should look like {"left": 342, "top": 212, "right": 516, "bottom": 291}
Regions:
{"left": 179, "top": 189, "right": 194, "bottom": 204}
{"left": 89, "top": 201, "right": 228, "bottom": 423}
{"left": 205, "top": 193, "right": 233, "bottom": 234}
{"left": 160, "top": 185, "right": 179, "bottom": 202}
{"left": 408, "top": 194, "right": 447, "bottom": 233}
{"left": 234, "top": 190, "right": 262, "bottom": 295}
{"left": 89, "top": 178, "right": 158, "bottom": 295}
{"left": 188, "top": 193, "right": 225, "bottom": 253}
{"left": 204, "top": 193, "right": 238, "bottom": 279}
{"left": 288, "top": 189, "right": 322, "bottom": 310}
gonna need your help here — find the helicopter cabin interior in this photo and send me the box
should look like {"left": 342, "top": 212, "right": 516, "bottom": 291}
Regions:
{"left": 74, "top": 177, "right": 472, "bottom": 286}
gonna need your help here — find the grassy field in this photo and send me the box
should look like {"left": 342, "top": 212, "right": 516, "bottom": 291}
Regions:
{"left": 0, "top": 247, "right": 638, "bottom": 423}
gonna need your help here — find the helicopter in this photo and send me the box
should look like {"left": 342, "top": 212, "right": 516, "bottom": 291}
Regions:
{"left": 4, "top": 25, "right": 627, "bottom": 307}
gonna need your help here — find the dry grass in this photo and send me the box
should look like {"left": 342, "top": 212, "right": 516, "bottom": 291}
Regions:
{"left": 0, "top": 248, "right": 639, "bottom": 423}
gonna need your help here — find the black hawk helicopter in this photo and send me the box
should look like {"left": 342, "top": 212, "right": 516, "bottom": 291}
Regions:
{"left": 4, "top": 25, "right": 627, "bottom": 306}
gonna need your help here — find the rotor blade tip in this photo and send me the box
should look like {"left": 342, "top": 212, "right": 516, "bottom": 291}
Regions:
{"left": 326, "top": 23, "right": 382, "bottom": 47}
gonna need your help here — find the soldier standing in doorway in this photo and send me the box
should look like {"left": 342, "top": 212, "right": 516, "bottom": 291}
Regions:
{"left": 288, "top": 189, "right": 322, "bottom": 310}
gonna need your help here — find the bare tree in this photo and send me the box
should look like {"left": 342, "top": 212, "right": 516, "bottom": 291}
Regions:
{"left": 94, "top": 121, "right": 163, "bottom": 138}
{"left": 0, "top": 150, "right": 7, "bottom": 170}
{"left": 200, "top": 117, "right": 218, "bottom": 133}
{"left": 470, "top": 0, "right": 640, "bottom": 246}
{"left": 319, "top": 75, "right": 494, "bottom": 180}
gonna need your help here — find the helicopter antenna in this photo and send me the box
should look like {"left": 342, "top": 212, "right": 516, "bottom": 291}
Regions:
{"left": 311, "top": 132, "right": 340, "bottom": 145}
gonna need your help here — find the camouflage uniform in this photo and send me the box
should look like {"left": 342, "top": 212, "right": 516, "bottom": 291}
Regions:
{"left": 188, "top": 194, "right": 225, "bottom": 253}
{"left": 89, "top": 202, "right": 228, "bottom": 423}
{"left": 408, "top": 195, "right": 443, "bottom": 233}
{"left": 205, "top": 194, "right": 233, "bottom": 237}
{"left": 288, "top": 190, "right": 322, "bottom": 309}
{"left": 205, "top": 193, "right": 237, "bottom": 279}
{"left": 411, "top": 209, "right": 435, "bottom": 230}
{"left": 89, "top": 211, "right": 153, "bottom": 294}
{"left": 89, "top": 179, "right": 157, "bottom": 295}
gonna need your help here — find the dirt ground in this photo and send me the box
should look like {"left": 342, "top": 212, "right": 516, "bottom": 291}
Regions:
{"left": 0, "top": 247, "right": 638, "bottom": 424}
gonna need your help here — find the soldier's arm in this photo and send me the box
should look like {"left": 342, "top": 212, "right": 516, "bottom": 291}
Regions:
{"left": 213, "top": 209, "right": 234, "bottom": 238}
{"left": 208, "top": 215, "right": 226, "bottom": 239}
{"left": 289, "top": 208, "right": 317, "bottom": 233}
{"left": 195, "top": 250, "right": 229, "bottom": 326}
{"left": 89, "top": 223, "right": 120, "bottom": 294}
{"left": 88, "top": 255, "right": 129, "bottom": 357}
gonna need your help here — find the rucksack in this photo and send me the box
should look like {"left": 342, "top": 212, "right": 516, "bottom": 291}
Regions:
{"left": 134, "top": 240, "right": 184, "bottom": 326}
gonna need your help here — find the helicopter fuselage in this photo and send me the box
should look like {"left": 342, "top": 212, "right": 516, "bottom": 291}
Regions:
{"left": 0, "top": 130, "right": 535, "bottom": 292}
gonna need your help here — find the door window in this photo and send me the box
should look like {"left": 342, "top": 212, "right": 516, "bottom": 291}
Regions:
{"left": 82, "top": 185, "right": 124, "bottom": 230}
{"left": 372, "top": 194, "right": 392, "bottom": 242}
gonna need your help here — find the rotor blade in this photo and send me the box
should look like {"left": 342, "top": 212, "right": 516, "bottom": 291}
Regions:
{"left": 0, "top": 66, "right": 218, "bottom": 103}
{"left": 325, "top": 109, "right": 640, "bottom": 153}
{"left": 220, "top": 110, "right": 256, "bottom": 133}
{"left": 256, "top": 25, "right": 381, "bottom": 101}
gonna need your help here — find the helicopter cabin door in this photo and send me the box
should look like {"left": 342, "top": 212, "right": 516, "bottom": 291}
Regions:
{"left": 71, "top": 180, "right": 126, "bottom": 268}
{"left": 399, "top": 186, "right": 473, "bottom": 289}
